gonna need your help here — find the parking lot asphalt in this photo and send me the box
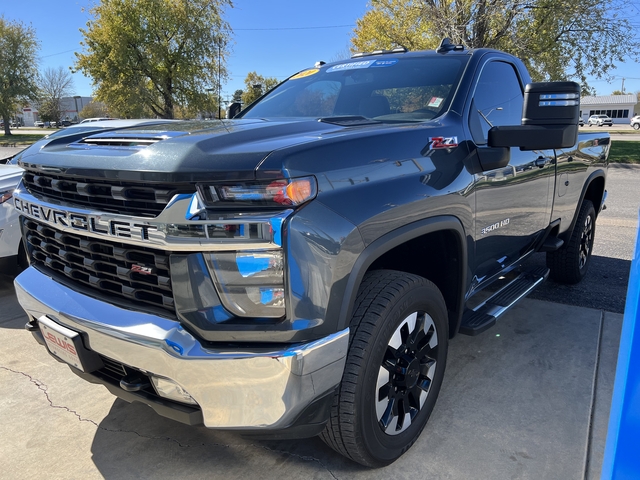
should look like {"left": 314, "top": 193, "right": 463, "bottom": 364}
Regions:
{"left": 0, "top": 278, "right": 623, "bottom": 480}
{"left": 0, "top": 146, "right": 26, "bottom": 162}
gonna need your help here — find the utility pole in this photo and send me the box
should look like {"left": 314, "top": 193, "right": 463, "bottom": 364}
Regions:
{"left": 621, "top": 78, "right": 625, "bottom": 94}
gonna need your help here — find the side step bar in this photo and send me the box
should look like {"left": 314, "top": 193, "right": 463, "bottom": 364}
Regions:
{"left": 459, "top": 266, "right": 549, "bottom": 336}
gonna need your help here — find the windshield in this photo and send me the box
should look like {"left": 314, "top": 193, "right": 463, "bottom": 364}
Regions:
{"left": 240, "top": 56, "right": 468, "bottom": 122}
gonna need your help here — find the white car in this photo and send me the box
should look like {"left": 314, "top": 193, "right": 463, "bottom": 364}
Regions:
{"left": 0, "top": 164, "right": 26, "bottom": 274}
{"left": 79, "top": 117, "right": 115, "bottom": 123}
{"left": 587, "top": 114, "right": 613, "bottom": 127}
{"left": 631, "top": 115, "right": 640, "bottom": 130}
{"left": 33, "top": 120, "right": 45, "bottom": 128}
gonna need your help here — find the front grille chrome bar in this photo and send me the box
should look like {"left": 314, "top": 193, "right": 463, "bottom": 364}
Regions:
{"left": 13, "top": 184, "right": 291, "bottom": 252}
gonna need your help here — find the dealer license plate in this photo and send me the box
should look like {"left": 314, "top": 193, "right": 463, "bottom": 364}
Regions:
{"left": 39, "top": 316, "right": 85, "bottom": 372}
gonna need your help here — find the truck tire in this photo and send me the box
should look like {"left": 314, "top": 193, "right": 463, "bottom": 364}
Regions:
{"left": 320, "top": 270, "right": 448, "bottom": 467}
{"left": 547, "top": 200, "right": 596, "bottom": 284}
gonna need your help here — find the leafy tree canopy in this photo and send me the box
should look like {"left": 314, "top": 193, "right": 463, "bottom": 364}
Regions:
{"left": 75, "top": 0, "right": 232, "bottom": 119}
{"left": 241, "top": 72, "right": 280, "bottom": 107}
{"left": 79, "top": 101, "right": 110, "bottom": 119}
{"left": 0, "top": 16, "right": 39, "bottom": 135}
{"left": 352, "top": 0, "right": 640, "bottom": 87}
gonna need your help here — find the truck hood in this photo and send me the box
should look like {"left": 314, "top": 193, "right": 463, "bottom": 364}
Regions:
{"left": 17, "top": 118, "right": 409, "bottom": 183}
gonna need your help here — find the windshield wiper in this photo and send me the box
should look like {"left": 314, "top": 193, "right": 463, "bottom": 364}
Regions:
{"left": 319, "top": 115, "right": 382, "bottom": 126}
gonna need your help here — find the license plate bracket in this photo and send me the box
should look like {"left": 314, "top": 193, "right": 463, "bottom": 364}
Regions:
{"left": 38, "top": 316, "right": 103, "bottom": 372}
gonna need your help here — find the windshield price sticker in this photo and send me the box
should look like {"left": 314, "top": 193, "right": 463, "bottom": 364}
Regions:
{"left": 326, "top": 58, "right": 398, "bottom": 73}
{"left": 39, "top": 316, "right": 85, "bottom": 371}
{"left": 290, "top": 68, "right": 319, "bottom": 80}
{"left": 428, "top": 97, "right": 444, "bottom": 107}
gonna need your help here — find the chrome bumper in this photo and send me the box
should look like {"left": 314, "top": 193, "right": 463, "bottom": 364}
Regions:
{"left": 14, "top": 267, "right": 349, "bottom": 430}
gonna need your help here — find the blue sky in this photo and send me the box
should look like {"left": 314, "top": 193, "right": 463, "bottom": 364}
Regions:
{"left": 1, "top": 1, "right": 639, "bottom": 102}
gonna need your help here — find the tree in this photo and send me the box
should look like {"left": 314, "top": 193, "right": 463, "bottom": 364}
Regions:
{"left": 79, "top": 101, "right": 109, "bottom": 119}
{"left": 75, "top": 0, "right": 232, "bottom": 119}
{"left": 37, "top": 66, "right": 75, "bottom": 124}
{"left": 232, "top": 89, "right": 243, "bottom": 103}
{"left": 352, "top": 0, "right": 640, "bottom": 86}
{"left": 0, "top": 16, "right": 39, "bottom": 135}
{"left": 241, "top": 72, "right": 280, "bottom": 107}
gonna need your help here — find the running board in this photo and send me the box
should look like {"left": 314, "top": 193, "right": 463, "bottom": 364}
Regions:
{"left": 459, "top": 267, "right": 549, "bottom": 336}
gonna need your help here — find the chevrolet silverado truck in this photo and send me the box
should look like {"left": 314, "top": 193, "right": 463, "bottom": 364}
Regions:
{"left": 13, "top": 39, "right": 608, "bottom": 467}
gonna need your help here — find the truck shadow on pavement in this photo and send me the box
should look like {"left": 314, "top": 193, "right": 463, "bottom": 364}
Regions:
{"left": 523, "top": 254, "right": 630, "bottom": 314}
{"left": 0, "top": 273, "right": 30, "bottom": 329}
{"left": 90, "top": 399, "right": 361, "bottom": 478}
{"left": 88, "top": 293, "right": 614, "bottom": 479}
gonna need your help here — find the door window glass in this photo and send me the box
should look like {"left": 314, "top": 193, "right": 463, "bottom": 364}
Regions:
{"left": 469, "top": 61, "right": 523, "bottom": 144}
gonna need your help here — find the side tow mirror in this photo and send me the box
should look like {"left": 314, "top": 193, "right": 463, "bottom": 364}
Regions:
{"left": 489, "top": 81, "right": 580, "bottom": 150}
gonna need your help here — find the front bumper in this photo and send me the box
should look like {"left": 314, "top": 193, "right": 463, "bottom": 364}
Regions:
{"left": 15, "top": 266, "right": 348, "bottom": 431}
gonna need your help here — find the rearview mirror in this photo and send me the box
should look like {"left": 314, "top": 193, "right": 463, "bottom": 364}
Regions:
{"left": 489, "top": 82, "right": 580, "bottom": 150}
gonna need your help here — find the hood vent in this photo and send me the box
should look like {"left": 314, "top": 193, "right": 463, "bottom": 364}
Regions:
{"left": 72, "top": 130, "right": 184, "bottom": 149}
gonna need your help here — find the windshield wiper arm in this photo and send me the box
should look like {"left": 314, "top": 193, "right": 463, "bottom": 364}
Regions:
{"left": 319, "top": 115, "right": 382, "bottom": 126}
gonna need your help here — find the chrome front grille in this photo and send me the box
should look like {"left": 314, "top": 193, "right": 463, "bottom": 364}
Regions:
{"left": 23, "top": 218, "right": 175, "bottom": 312}
{"left": 22, "top": 170, "right": 194, "bottom": 218}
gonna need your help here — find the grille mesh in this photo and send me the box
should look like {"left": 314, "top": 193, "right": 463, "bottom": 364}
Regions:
{"left": 24, "top": 218, "right": 175, "bottom": 312}
{"left": 22, "top": 170, "right": 194, "bottom": 218}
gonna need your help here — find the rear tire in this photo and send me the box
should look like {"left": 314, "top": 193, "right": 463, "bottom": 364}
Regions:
{"left": 547, "top": 200, "right": 596, "bottom": 284}
{"left": 320, "top": 270, "right": 448, "bottom": 467}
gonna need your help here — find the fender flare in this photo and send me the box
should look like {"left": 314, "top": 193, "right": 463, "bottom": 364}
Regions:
{"left": 561, "top": 169, "right": 606, "bottom": 242}
{"left": 337, "top": 215, "right": 468, "bottom": 335}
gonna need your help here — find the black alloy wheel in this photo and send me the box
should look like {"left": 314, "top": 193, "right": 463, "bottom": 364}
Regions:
{"left": 321, "top": 270, "right": 448, "bottom": 467}
{"left": 547, "top": 199, "right": 596, "bottom": 284}
{"left": 578, "top": 212, "right": 594, "bottom": 271}
{"left": 375, "top": 311, "right": 439, "bottom": 436}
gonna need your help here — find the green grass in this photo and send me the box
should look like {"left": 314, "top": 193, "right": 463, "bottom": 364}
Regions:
{"left": 0, "top": 133, "right": 47, "bottom": 146}
{"left": 609, "top": 141, "right": 640, "bottom": 164}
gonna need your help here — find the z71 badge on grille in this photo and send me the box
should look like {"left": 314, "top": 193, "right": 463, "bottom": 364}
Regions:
{"left": 131, "top": 264, "right": 155, "bottom": 275}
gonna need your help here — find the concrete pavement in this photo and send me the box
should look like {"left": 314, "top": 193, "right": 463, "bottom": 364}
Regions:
{"left": 0, "top": 146, "right": 26, "bottom": 162}
{"left": 0, "top": 271, "right": 622, "bottom": 479}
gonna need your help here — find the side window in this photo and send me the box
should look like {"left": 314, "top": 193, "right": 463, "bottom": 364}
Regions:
{"left": 469, "top": 61, "right": 524, "bottom": 144}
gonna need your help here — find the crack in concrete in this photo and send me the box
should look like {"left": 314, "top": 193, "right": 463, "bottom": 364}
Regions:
{"left": 1, "top": 365, "right": 340, "bottom": 479}
{"left": 251, "top": 443, "right": 340, "bottom": 480}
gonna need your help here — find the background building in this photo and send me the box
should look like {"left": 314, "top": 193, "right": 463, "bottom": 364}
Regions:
{"left": 20, "top": 96, "right": 93, "bottom": 126}
{"left": 580, "top": 95, "right": 638, "bottom": 124}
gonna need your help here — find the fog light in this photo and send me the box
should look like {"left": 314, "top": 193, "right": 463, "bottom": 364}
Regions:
{"left": 150, "top": 376, "right": 198, "bottom": 405}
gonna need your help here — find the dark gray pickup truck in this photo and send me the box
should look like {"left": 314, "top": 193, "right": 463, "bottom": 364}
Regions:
{"left": 13, "top": 40, "right": 608, "bottom": 467}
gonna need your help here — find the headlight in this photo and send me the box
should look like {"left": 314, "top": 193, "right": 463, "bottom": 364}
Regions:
{"left": 205, "top": 250, "right": 285, "bottom": 318}
{"left": 0, "top": 189, "right": 14, "bottom": 204}
{"left": 197, "top": 176, "right": 317, "bottom": 207}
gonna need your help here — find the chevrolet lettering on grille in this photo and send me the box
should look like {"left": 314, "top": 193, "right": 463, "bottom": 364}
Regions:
{"left": 14, "top": 198, "right": 158, "bottom": 241}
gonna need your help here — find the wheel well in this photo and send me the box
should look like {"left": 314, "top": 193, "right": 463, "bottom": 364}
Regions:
{"left": 367, "top": 230, "right": 463, "bottom": 337}
{"left": 584, "top": 176, "right": 605, "bottom": 216}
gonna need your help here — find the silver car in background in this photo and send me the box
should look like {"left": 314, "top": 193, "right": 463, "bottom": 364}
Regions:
{"left": 0, "top": 164, "right": 26, "bottom": 273}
